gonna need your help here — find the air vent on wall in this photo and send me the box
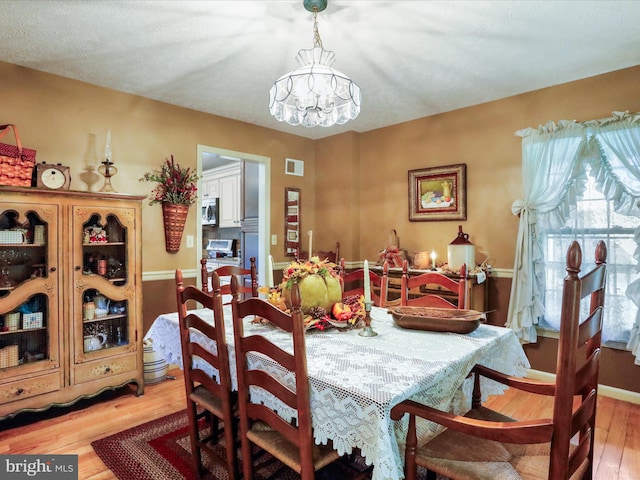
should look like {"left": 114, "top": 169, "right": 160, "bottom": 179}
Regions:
{"left": 285, "top": 158, "right": 304, "bottom": 176}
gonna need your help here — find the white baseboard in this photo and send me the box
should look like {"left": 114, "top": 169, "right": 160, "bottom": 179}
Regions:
{"left": 527, "top": 368, "right": 640, "bottom": 405}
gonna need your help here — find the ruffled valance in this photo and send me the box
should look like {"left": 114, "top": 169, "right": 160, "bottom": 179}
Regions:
{"left": 507, "top": 111, "right": 640, "bottom": 365}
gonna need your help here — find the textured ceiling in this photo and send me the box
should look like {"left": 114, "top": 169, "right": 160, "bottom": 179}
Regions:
{"left": 0, "top": 0, "right": 639, "bottom": 140}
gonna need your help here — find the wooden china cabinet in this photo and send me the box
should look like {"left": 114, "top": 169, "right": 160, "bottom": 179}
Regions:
{"left": 0, "top": 186, "right": 144, "bottom": 420}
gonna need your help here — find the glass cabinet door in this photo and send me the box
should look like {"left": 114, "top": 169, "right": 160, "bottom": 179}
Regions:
{"left": 0, "top": 203, "right": 60, "bottom": 375}
{"left": 72, "top": 206, "right": 137, "bottom": 362}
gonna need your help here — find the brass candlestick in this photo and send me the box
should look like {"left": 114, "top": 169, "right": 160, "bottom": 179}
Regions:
{"left": 359, "top": 301, "right": 378, "bottom": 337}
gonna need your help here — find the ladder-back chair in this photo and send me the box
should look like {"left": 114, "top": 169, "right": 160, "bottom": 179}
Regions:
{"left": 391, "top": 240, "right": 607, "bottom": 480}
{"left": 230, "top": 277, "right": 343, "bottom": 479}
{"left": 400, "top": 260, "right": 468, "bottom": 309}
{"left": 175, "top": 269, "right": 239, "bottom": 479}
{"left": 339, "top": 258, "right": 390, "bottom": 307}
{"left": 200, "top": 256, "right": 258, "bottom": 300}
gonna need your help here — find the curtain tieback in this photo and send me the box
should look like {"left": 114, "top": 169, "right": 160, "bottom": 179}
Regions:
{"left": 511, "top": 199, "right": 537, "bottom": 223}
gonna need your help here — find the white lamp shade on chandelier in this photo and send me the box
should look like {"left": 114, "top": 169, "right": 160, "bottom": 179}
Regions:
{"left": 269, "top": 47, "right": 361, "bottom": 128}
{"left": 269, "top": 0, "right": 360, "bottom": 128}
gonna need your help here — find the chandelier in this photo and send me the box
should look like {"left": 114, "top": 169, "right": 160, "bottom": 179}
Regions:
{"left": 269, "top": 0, "right": 361, "bottom": 128}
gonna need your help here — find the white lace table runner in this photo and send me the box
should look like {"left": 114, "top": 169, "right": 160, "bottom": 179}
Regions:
{"left": 146, "top": 307, "right": 529, "bottom": 480}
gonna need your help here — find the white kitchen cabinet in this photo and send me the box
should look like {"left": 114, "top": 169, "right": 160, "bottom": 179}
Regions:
{"left": 201, "top": 174, "right": 219, "bottom": 199}
{"left": 202, "top": 164, "right": 241, "bottom": 228}
{"left": 218, "top": 170, "right": 241, "bottom": 228}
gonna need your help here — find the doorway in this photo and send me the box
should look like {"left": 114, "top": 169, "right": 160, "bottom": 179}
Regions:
{"left": 196, "top": 145, "right": 270, "bottom": 288}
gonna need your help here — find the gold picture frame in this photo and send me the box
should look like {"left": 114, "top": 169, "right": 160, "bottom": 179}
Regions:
{"left": 408, "top": 164, "right": 467, "bottom": 221}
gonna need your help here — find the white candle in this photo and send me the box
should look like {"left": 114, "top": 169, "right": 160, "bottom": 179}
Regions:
{"left": 363, "top": 259, "right": 371, "bottom": 303}
{"left": 431, "top": 250, "right": 437, "bottom": 270}
{"left": 104, "top": 129, "right": 112, "bottom": 160}
{"left": 267, "top": 255, "right": 275, "bottom": 288}
{"left": 308, "top": 230, "right": 313, "bottom": 258}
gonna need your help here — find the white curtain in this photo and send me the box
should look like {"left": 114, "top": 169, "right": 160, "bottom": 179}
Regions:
{"left": 507, "top": 122, "right": 586, "bottom": 342}
{"left": 591, "top": 113, "right": 640, "bottom": 364}
{"left": 508, "top": 112, "right": 640, "bottom": 365}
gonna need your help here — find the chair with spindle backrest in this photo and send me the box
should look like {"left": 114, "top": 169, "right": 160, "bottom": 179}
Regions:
{"left": 391, "top": 240, "right": 607, "bottom": 480}
{"left": 298, "top": 241, "right": 340, "bottom": 264}
{"left": 339, "top": 258, "right": 390, "bottom": 307}
{"left": 316, "top": 241, "right": 340, "bottom": 264}
{"left": 200, "top": 256, "right": 258, "bottom": 300}
{"left": 175, "top": 269, "right": 238, "bottom": 480}
{"left": 400, "top": 260, "right": 468, "bottom": 309}
{"left": 230, "top": 276, "right": 343, "bottom": 479}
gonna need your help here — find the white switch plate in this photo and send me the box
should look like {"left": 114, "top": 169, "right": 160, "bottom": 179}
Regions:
{"left": 186, "top": 235, "right": 194, "bottom": 248}
{"left": 271, "top": 234, "right": 277, "bottom": 245}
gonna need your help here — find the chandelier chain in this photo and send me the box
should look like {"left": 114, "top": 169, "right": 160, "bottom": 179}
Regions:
{"left": 312, "top": 7, "right": 323, "bottom": 49}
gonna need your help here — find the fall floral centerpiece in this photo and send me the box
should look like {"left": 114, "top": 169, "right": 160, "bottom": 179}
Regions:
{"left": 139, "top": 155, "right": 199, "bottom": 252}
{"left": 259, "top": 256, "right": 366, "bottom": 331}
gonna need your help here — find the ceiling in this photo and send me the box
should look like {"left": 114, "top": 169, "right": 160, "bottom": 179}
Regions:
{"left": 1, "top": 1, "right": 639, "bottom": 141}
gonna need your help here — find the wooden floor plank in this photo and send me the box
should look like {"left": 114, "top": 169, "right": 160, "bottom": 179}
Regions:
{"left": 0, "top": 368, "right": 639, "bottom": 479}
{"left": 619, "top": 400, "right": 640, "bottom": 480}
{"left": 594, "top": 399, "right": 630, "bottom": 479}
{"left": 592, "top": 395, "right": 616, "bottom": 474}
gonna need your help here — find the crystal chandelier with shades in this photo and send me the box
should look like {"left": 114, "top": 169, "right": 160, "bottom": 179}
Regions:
{"left": 269, "top": 0, "right": 361, "bottom": 128}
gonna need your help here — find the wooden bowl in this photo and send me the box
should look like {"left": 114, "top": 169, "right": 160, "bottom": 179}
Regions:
{"left": 388, "top": 306, "right": 485, "bottom": 334}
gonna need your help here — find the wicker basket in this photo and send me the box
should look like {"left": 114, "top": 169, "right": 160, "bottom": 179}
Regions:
{"left": 0, "top": 124, "right": 36, "bottom": 187}
{"left": 0, "top": 156, "right": 35, "bottom": 186}
{"left": 162, "top": 203, "right": 189, "bottom": 253}
{"left": 0, "top": 344, "right": 19, "bottom": 368}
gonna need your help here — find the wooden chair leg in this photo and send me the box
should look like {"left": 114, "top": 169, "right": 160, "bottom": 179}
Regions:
{"left": 240, "top": 434, "right": 254, "bottom": 480}
{"left": 405, "top": 414, "right": 418, "bottom": 480}
{"left": 186, "top": 403, "right": 204, "bottom": 477}
{"left": 472, "top": 370, "right": 482, "bottom": 409}
{"left": 223, "top": 416, "right": 239, "bottom": 480}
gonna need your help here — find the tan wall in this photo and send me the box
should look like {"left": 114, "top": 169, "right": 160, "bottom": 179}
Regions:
{"left": 5, "top": 61, "right": 638, "bottom": 270}
{"left": 2, "top": 60, "right": 640, "bottom": 393}
{"left": 0, "top": 61, "right": 315, "bottom": 271}
{"left": 314, "top": 65, "right": 640, "bottom": 269}
{"left": 314, "top": 132, "right": 361, "bottom": 260}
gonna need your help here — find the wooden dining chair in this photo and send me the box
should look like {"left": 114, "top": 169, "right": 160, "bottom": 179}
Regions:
{"left": 339, "top": 258, "right": 390, "bottom": 307}
{"left": 298, "top": 241, "right": 340, "bottom": 263}
{"left": 400, "top": 259, "right": 468, "bottom": 309}
{"left": 229, "top": 276, "right": 343, "bottom": 479}
{"left": 200, "top": 256, "right": 258, "bottom": 299}
{"left": 391, "top": 240, "right": 607, "bottom": 480}
{"left": 175, "top": 269, "right": 239, "bottom": 480}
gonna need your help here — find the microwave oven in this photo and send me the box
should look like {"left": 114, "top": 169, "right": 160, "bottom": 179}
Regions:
{"left": 202, "top": 198, "right": 219, "bottom": 226}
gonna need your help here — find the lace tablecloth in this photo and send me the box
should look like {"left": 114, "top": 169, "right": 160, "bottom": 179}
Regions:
{"left": 146, "top": 307, "right": 529, "bottom": 480}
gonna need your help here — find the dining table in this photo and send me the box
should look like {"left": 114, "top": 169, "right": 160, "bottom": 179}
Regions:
{"left": 146, "top": 305, "right": 530, "bottom": 480}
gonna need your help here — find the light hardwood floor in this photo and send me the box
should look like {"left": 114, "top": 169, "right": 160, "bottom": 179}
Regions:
{"left": 0, "top": 368, "right": 638, "bottom": 479}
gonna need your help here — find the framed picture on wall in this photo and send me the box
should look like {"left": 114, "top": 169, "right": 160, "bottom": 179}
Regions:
{"left": 285, "top": 187, "right": 301, "bottom": 256}
{"left": 408, "top": 164, "right": 467, "bottom": 221}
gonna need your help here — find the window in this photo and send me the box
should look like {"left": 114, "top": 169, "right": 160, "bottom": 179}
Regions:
{"left": 541, "top": 171, "right": 637, "bottom": 345}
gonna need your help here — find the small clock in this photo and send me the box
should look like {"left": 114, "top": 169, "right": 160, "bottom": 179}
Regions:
{"left": 34, "top": 162, "right": 71, "bottom": 190}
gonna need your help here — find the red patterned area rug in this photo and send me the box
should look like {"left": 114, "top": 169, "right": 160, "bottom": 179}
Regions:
{"left": 92, "top": 410, "right": 440, "bottom": 480}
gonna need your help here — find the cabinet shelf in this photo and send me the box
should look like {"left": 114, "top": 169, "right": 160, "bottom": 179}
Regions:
{"left": 82, "top": 242, "right": 126, "bottom": 247}
{"left": 0, "top": 243, "right": 46, "bottom": 248}
{"left": 83, "top": 313, "right": 127, "bottom": 324}
{"left": 0, "top": 327, "right": 45, "bottom": 335}
{"left": 80, "top": 272, "right": 126, "bottom": 282}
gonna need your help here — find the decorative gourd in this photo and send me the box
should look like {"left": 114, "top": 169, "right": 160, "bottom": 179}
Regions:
{"left": 283, "top": 274, "right": 342, "bottom": 314}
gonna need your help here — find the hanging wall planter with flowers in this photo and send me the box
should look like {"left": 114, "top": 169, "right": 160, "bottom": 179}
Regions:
{"left": 139, "top": 155, "right": 199, "bottom": 253}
